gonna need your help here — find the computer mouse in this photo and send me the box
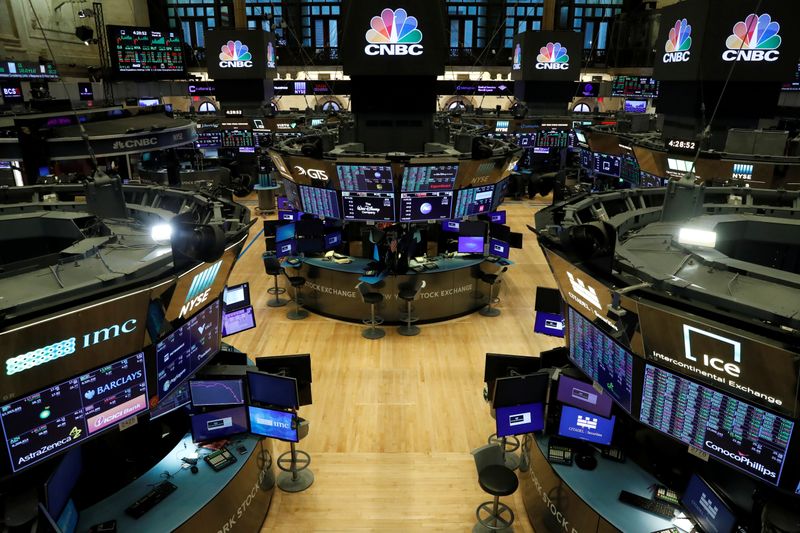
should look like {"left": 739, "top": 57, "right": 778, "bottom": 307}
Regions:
{"left": 191, "top": 465, "right": 199, "bottom": 474}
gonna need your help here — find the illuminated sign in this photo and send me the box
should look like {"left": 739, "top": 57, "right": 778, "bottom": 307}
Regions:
{"left": 219, "top": 40, "right": 253, "bottom": 68}
{"left": 536, "top": 42, "right": 570, "bottom": 70}
{"left": 364, "top": 8, "right": 423, "bottom": 56}
{"left": 267, "top": 41, "right": 276, "bottom": 69}
{"left": 664, "top": 18, "right": 693, "bottom": 63}
{"left": 180, "top": 260, "right": 223, "bottom": 319}
{"left": 294, "top": 165, "right": 329, "bottom": 182}
{"left": 722, "top": 13, "right": 782, "bottom": 62}
{"left": 512, "top": 43, "right": 522, "bottom": 71}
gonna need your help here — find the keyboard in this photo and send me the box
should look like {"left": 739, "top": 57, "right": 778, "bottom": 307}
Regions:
{"left": 204, "top": 447, "right": 237, "bottom": 472}
{"left": 125, "top": 481, "right": 177, "bottom": 519}
{"left": 618, "top": 490, "right": 676, "bottom": 519}
{"left": 547, "top": 440, "right": 573, "bottom": 465}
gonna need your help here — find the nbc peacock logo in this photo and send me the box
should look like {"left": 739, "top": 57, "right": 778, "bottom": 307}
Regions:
{"left": 512, "top": 43, "right": 522, "bottom": 71}
{"left": 218, "top": 40, "right": 253, "bottom": 68}
{"left": 536, "top": 42, "right": 569, "bottom": 70}
{"left": 663, "top": 18, "right": 692, "bottom": 63}
{"left": 364, "top": 8, "right": 423, "bottom": 56}
{"left": 267, "top": 41, "right": 276, "bottom": 69}
{"left": 722, "top": 13, "right": 782, "bottom": 62}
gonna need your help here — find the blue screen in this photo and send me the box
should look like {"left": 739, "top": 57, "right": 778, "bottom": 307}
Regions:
{"left": 248, "top": 406, "right": 298, "bottom": 442}
{"left": 276, "top": 239, "right": 296, "bottom": 258}
{"left": 489, "top": 238, "right": 509, "bottom": 259}
{"left": 46, "top": 448, "right": 82, "bottom": 518}
{"left": 190, "top": 379, "right": 245, "bottom": 407}
{"left": 56, "top": 499, "right": 78, "bottom": 533}
{"left": 247, "top": 371, "right": 298, "bottom": 409}
{"left": 325, "top": 231, "right": 342, "bottom": 249}
{"left": 276, "top": 223, "right": 295, "bottom": 243}
{"left": 496, "top": 403, "right": 544, "bottom": 437}
{"left": 190, "top": 405, "right": 248, "bottom": 443}
{"left": 558, "top": 405, "right": 615, "bottom": 446}
{"left": 490, "top": 211, "right": 506, "bottom": 224}
{"left": 222, "top": 306, "right": 256, "bottom": 337}
{"left": 458, "top": 236, "right": 484, "bottom": 254}
{"left": 682, "top": 475, "right": 736, "bottom": 533}
{"left": 441, "top": 220, "right": 460, "bottom": 233}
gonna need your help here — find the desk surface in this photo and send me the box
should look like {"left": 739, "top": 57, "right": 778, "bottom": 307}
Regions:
{"left": 77, "top": 434, "right": 261, "bottom": 532}
{"left": 537, "top": 436, "right": 678, "bottom": 532}
{"left": 297, "top": 255, "right": 511, "bottom": 275}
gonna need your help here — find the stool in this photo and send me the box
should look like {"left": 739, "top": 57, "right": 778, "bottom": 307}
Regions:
{"left": 263, "top": 255, "right": 288, "bottom": 308}
{"left": 479, "top": 267, "right": 507, "bottom": 317}
{"left": 284, "top": 273, "right": 308, "bottom": 320}
{"left": 357, "top": 282, "right": 385, "bottom": 340}
{"left": 472, "top": 444, "right": 518, "bottom": 533}
{"left": 277, "top": 416, "right": 313, "bottom": 492}
{"left": 487, "top": 407, "right": 521, "bottom": 470}
{"left": 397, "top": 279, "right": 426, "bottom": 336}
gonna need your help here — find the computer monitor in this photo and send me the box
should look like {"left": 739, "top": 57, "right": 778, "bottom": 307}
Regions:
{"left": 681, "top": 475, "right": 737, "bottom": 533}
{"left": 441, "top": 220, "right": 460, "bottom": 233}
{"left": 299, "top": 185, "right": 340, "bottom": 219}
{"left": 459, "top": 221, "right": 486, "bottom": 237}
{"left": 337, "top": 164, "right": 394, "bottom": 192}
{"left": 492, "top": 372, "right": 549, "bottom": 408}
{"left": 325, "top": 231, "right": 342, "bottom": 249}
{"left": 150, "top": 383, "right": 191, "bottom": 420}
{"left": 454, "top": 185, "right": 495, "bottom": 218}
{"left": 399, "top": 191, "right": 453, "bottom": 222}
{"left": 255, "top": 354, "right": 313, "bottom": 406}
{"left": 341, "top": 191, "right": 396, "bottom": 221}
{"left": 401, "top": 164, "right": 458, "bottom": 192}
{"left": 556, "top": 375, "right": 613, "bottom": 418}
{"left": 489, "top": 211, "right": 506, "bottom": 224}
{"left": 223, "top": 282, "right": 250, "bottom": 312}
{"left": 624, "top": 99, "right": 647, "bottom": 113}
{"left": 200, "top": 148, "right": 219, "bottom": 159}
{"left": 276, "top": 239, "right": 297, "bottom": 258}
{"left": 488, "top": 239, "right": 509, "bottom": 259}
{"left": 496, "top": 403, "right": 544, "bottom": 437}
{"left": 534, "top": 287, "right": 562, "bottom": 314}
{"left": 277, "top": 196, "right": 291, "bottom": 210}
{"left": 276, "top": 223, "right": 296, "bottom": 243}
{"left": 222, "top": 305, "right": 256, "bottom": 336}
{"left": 138, "top": 98, "right": 160, "bottom": 107}
{"left": 296, "top": 237, "right": 325, "bottom": 254}
{"left": 190, "top": 378, "right": 245, "bottom": 407}
{"left": 248, "top": 405, "right": 298, "bottom": 442}
{"left": 458, "top": 236, "right": 484, "bottom": 254}
{"left": 507, "top": 232, "right": 523, "bottom": 249}
{"left": 46, "top": 448, "right": 82, "bottom": 520}
{"left": 484, "top": 354, "right": 541, "bottom": 383}
{"left": 557, "top": 405, "right": 615, "bottom": 446}
{"left": 247, "top": 371, "right": 299, "bottom": 409}
{"left": 190, "top": 405, "right": 248, "bottom": 443}
{"left": 488, "top": 223, "right": 510, "bottom": 242}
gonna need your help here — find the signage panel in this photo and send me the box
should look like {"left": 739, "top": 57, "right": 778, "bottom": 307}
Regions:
{"left": 206, "top": 30, "right": 274, "bottom": 80}
{"left": 511, "top": 30, "right": 583, "bottom": 82}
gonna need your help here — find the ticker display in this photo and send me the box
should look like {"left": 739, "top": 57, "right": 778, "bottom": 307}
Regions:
{"left": 107, "top": 26, "right": 185, "bottom": 77}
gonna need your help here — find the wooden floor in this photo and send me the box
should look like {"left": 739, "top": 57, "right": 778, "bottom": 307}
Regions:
{"left": 225, "top": 195, "right": 563, "bottom": 532}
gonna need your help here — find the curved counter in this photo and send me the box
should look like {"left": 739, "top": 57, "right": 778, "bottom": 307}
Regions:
{"left": 284, "top": 255, "right": 512, "bottom": 324}
{"left": 76, "top": 434, "right": 275, "bottom": 532}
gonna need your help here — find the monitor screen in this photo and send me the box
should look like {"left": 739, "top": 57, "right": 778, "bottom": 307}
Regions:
{"left": 593, "top": 153, "right": 621, "bottom": 177}
{"left": 484, "top": 353, "right": 541, "bottom": 383}
{"left": 2, "top": 82, "right": 23, "bottom": 103}
{"left": 156, "top": 300, "right": 221, "bottom": 400}
{"left": 611, "top": 76, "right": 659, "bottom": 97}
{"left": 496, "top": 403, "right": 544, "bottom": 438}
{"left": 299, "top": 185, "right": 340, "bottom": 219}
{"left": 0, "top": 352, "right": 148, "bottom": 472}
{"left": 277, "top": 196, "right": 290, "bottom": 210}
{"left": 460, "top": 221, "right": 487, "bottom": 237}
{"left": 536, "top": 130, "right": 569, "bottom": 148}
{"left": 46, "top": 448, "right": 82, "bottom": 519}
{"left": 558, "top": 405, "right": 615, "bottom": 446}
{"left": 442, "top": 220, "right": 460, "bottom": 233}
{"left": 574, "top": 131, "right": 587, "bottom": 144}
{"left": 640, "top": 364, "right": 794, "bottom": 485}
{"left": 492, "top": 372, "right": 549, "bottom": 408}
{"left": 401, "top": 165, "right": 458, "bottom": 192}
{"left": 282, "top": 179, "right": 302, "bottom": 211}
{"left": 681, "top": 475, "right": 737, "bottom": 533}
{"left": 196, "top": 130, "right": 222, "bottom": 148}
{"left": 190, "top": 405, "right": 248, "bottom": 443}
{"left": 399, "top": 191, "right": 453, "bottom": 222}
{"left": 276, "top": 240, "right": 297, "bottom": 258}
{"left": 77, "top": 83, "right": 93, "bottom": 101}
{"left": 190, "top": 378, "right": 245, "bottom": 407}
{"left": 247, "top": 371, "right": 299, "bottom": 409}
{"left": 457, "top": 236, "right": 484, "bottom": 254}
{"left": 276, "top": 223, "right": 296, "bottom": 243}
{"left": 325, "top": 231, "right": 342, "bottom": 249}
{"left": 201, "top": 148, "right": 219, "bottom": 159}
{"left": 624, "top": 100, "right": 647, "bottom": 113}
{"left": 107, "top": 26, "right": 185, "bottom": 77}
{"left": 489, "top": 211, "right": 506, "bottom": 224}
{"left": 337, "top": 164, "right": 394, "bottom": 192}
{"left": 248, "top": 405, "right": 298, "bottom": 442}
{"left": 138, "top": 98, "right": 160, "bottom": 107}
{"left": 150, "top": 383, "right": 190, "bottom": 420}
{"left": 454, "top": 185, "right": 495, "bottom": 218}
{"left": 567, "top": 307, "right": 634, "bottom": 412}
{"left": 488, "top": 238, "right": 509, "bottom": 259}
{"left": 222, "top": 306, "right": 256, "bottom": 337}
{"left": 556, "top": 375, "right": 613, "bottom": 418}
{"left": 222, "top": 282, "right": 250, "bottom": 311}
{"left": 341, "top": 191, "right": 396, "bottom": 221}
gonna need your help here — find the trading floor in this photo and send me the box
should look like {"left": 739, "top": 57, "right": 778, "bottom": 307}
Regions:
{"left": 226, "top": 195, "right": 559, "bottom": 531}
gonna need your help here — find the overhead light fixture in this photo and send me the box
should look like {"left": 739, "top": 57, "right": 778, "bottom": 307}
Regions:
{"left": 678, "top": 227, "right": 716, "bottom": 248}
{"left": 75, "top": 25, "right": 94, "bottom": 45}
{"left": 151, "top": 223, "right": 173, "bottom": 244}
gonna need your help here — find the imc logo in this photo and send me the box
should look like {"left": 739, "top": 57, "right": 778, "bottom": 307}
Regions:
{"left": 722, "top": 14, "right": 781, "bottom": 62}
{"left": 663, "top": 18, "right": 692, "bottom": 63}
{"left": 365, "top": 8, "right": 423, "bottom": 56}
{"left": 683, "top": 324, "right": 742, "bottom": 378}
{"left": 536, "top": 42, "right": 569, "bottom": 70}
{"left": 267, "top": 41, "right": 276, "bottom": 69}
{"left": 512, "top": 43, "right": 522, "bottom": 70}
{"left": 180, "top": 260, "right": 223, "bottom": 318}
{"left": 576, "top": 415, "right": 597, "bottom": 430}
{"left": 219, "top": 40, "right": 253, "bottom": 68}
{"left": 566, "top": 271, "right": 602, "bottom": 310}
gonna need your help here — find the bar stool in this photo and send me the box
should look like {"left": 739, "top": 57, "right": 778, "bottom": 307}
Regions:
{"left": 471, "top": 443, "right": 518, "bottom": 533}
{"left": 277, "top": 415, "right": 313, "bottom": 492}
{"left": 284, "top": 273, "right": 308, "bottom": 320}
{"left": 357, "top": 282, "right": 385, "bottom": 340}
{"left": 397, "top": 279, "right": 426, "bottom": 336}
{"left": 479, "top": 267, "right": 508, "bottom": 317}
{"left": 263, "top": 254, "right": 288, "bottom": 308}
{"left": 487, "top": 408, "right": 521, "bottom": 471}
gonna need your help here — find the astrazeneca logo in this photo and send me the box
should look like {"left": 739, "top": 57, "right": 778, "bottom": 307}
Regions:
{"left": 576, "top": 415, "right": 598, "bottom": 430}
{"left": 267, "top": 41, "right": 276, "bottom": 69}
{"left": 294, "top": 166, "right": 329, "bottom": 182}
{"left": 663, "top": 18, "right": 692, "bottom": 63}
{"left": 219, "top": 40, "right": 253, "bottom": 68}
{"left": 566, "top": 271, "right": 602, "bottom": 310}
{"left": 722, "top": 14, "right": 782, "bottom": 62}
{"left": 683, "top": 324, "right": 742, "bottom": 378}
{"left": 180, "top": 260, "right": 223, "bottom": 318}
{"left": 512, "top": 43, "right": 522, "bottom": 71}
{"left": 364, "top": 8, "right": 423, "bottom": 56}
{"left": 536, "top": 42, "right": 569, "bottom": 70}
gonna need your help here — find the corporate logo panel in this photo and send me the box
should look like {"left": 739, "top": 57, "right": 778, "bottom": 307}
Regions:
{"left": 511, "top": 43, "right": 522, "bottom": 70}
{"left": 722, "top": 13, "right": 782, "bottom": 62}
{"left": 219, "top": 39, "right": 253, "bottom": 68}
{"left": 536, "top": 42, "right": 569, "bottom": 70}
{"left": 364, "top": 8, "right": 423, "bottom": 56}
{"left": 663, "top": 18, "right": 692, "bottom": 62}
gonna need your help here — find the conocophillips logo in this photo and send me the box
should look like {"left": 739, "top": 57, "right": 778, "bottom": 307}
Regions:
{"left": 722, "top": 13, "right": 782, "bottom": 62}
{"left": 180, "top": 260, "right": 223, "bottom": 318}
{"left": 365, "top": 8, "right": 423, "bottom": 56}
{"left": 512, "top": 43, "right": 522, "bottom": 70}
{"left": 294, "top": 165, "right": 329, "bottom": 182}
{"left": 219, "top": 39, "right": 253, "bottom": 68}
{"left": 663, "top": 18, "right": 692, "bottom": 63}
{"left": 536, "top": 42, "right": 569, "bottom": 70}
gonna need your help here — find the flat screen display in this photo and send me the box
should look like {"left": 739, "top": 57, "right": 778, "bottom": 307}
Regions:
{"left": 149, "top": 383, "right": 190, "bottom": 420}
{"left": 247, "top": 371, "right": 299, "bottom": 409}
{"left": 442, "top": 220, "right": 460, "bottom": 233}
{"left": 640, "top": 364, "right": 794, "bottom": 485}
{"left": 536, "top": 130, "right": 569, "bottom": 148}
{"left": 222, "top": 282, "right": 250, "bottom": 311}
{"left": 624, "top": 100, "right": 647, "bottom": 113}
{"left": 107, "top": 26, "right": 185, "bottom": 77}
{"left": 190, "top": 378, "right": 245, "bottom": 407}
{"left": 299, "top": 185, "right": 340, "bottom": 219}
{"left": 196, "top": 130, "right": 222, "bottom": 148}
{"left": 611, "top": 76, "right": 659, "bottom": 97}
{"left": 454, "top": 185, "right": 495, "bottom": 218}
{"left": 222, "top": 306, "right": 256, "bottom": 337}
{"left": 489, "top": 211, "right": 506, "bottom": 224}
{"left": 325, "top": 231, "right": 342, "bottom": 249}
{"left": 282, "top": 179, "right": 302, "bottom": 211}
{"left": 0, "top": 61, "right": 58, "bottom": 80}
{"left": 190, "top": 405, "right": 248, "bottom": 443}
{"left": 681, "top": 475, "right": 737, "bottom": 533}
{"left": 556, "top": 375, "right": 613, "bottom": 417}
{"left": 558, "top": 405, "right": 615, "bottom": 446}
{"left": 248, "top": 405, "right": 298, "bottom": 442}
{"left": 337, "top": 165, "right": 394, "bottom": 192}
{"left": 45, "top": 447, "right": 81, "bottom": 519}
{"left": 593, "top": 153, "right": 621, "bottom": 177}
{"left": 399, "top": 191, "right": 453, "bottom": 222}
{"left": 138, "top": 98, "right": 160, "bottom": 107}
{"left": 77, "top": 83, "right": 93, "bottom": 101}
{"left": 401, "top": 165, "right": 458, "bottom": 192}
{"left": 276, "top": 240, "right": 296, "bottom": 258}
{"left": 276, "top": 223, "right": 295, "bottom": 243}
{"left": 2, "top": 82, "right": 23, "bottom": 103}
{"left": 341, "top": 191, "right": 395, "bottom": 221}
{"left": 458, "top": 236, "right": 484, "bottom": 254}
{"left": 488, "top": 238, "right": 509, "bottom": 259}
{"left": 492, "top": 372, "right": 549, "bottom": 408}
{"left": 496, "top": 403, "right": 544, "bottom": 437}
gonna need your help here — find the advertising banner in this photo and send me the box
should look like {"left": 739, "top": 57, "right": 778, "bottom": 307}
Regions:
{"left": 206, "top": 30, "right": 274, "bottom": 80}
{"left": 511, "top": 30, "right": 584, "bottom": 82}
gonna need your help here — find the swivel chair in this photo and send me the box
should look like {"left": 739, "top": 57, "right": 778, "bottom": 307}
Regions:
{"left": 397, "top": 278, "right": 426, "bottom": 336}
{"left": 357, "top": 282, "right": 385, "bottom": 340}
{"left": 284, "top": 271, "right": 308, "bottom": 320}
{"left": 263, "top": 254, "right": 288, "bottom": 307}
{"left": 479, "top": 267, "right": 508, "bottom": 317}
{"left": 277, "top": 416, "right": 313, "bottom": 492}
{"left": 471, "top": 443, "right": 518, "bottom": 532}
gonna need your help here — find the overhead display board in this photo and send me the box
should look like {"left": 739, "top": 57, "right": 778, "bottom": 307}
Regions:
{"left": 107, "top": 26, "right": 185, "bottom": 78}
{"left": 205, "top": 30, "right": 276, "bottom": 80}
{"left": 0, "top": 61, "right": 58, "bottom": 80}
{"left": 510, "top": 30, "right": 583, "bottom": 82}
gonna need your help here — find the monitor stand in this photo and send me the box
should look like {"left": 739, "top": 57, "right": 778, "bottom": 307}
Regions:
{"left": 574, "top": 445, "right": 597, "bottom": 471}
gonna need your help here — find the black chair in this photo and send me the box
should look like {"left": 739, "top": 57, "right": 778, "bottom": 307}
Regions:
{"left": 263, "top": 254, "right": 288, "bottom": 308}
{"left": 479, "top": 267, "right": 507, "bottom": 317}
{"left": 397, "top": 278, "right": 426, "bottom": 336}
{"left": 284, "top": 273, "right": 308, "bottom": 320}
{"left": 471, "top": 444, "right": 518, "bottom": 532}
{"left": 357, "top": 282, "right": 385, "bottom": 340}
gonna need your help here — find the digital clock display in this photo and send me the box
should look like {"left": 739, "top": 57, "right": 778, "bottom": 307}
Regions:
{"left": 666, "top": 139, "right": 697, "bottom": 152}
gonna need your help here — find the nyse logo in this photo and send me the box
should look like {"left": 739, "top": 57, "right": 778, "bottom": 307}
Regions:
{"left": 294, "top": 166, "right": 329, "bottom": 182}
{"left": 683, "top": 325, "right": 742, "bottom": 378}
{"left": 179, "top": 260, "right": 223, "bottom": 318}
{"left": 112, "top": 137, "right": 158, "bottom": 150}
{"left": 566, "top": 271, "right": 602, "bottom": 310}
{"left": 577, "top": 415, "right": 598, "bottom": 430}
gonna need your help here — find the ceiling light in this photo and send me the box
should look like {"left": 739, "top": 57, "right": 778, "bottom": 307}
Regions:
{"left": 678, "top": 227, "right": 716, "bottom": 248}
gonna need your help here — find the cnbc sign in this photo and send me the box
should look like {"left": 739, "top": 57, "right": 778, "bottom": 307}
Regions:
{"left": 364, "top": 8, "right": 423, "bottom": 56}
{"left": 218, "top": 40, "right": 253, "bottom": 68}
{"left": 535, "top": 42, "right": 570, "bottom": 70}
{"left": 721, "top": 13, "right": 782, "bottom": 62}
{"left": 663, "top": 18, "right": 692, "bottom": 63}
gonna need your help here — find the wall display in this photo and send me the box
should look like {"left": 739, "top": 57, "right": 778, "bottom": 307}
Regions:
{"left": 623, "top": 100, "right": 647, "bottom": 113}
{"left": 337, "top": 164, "right": 393, "bottom": 192}
{"left": 453, "top": 185, "right": 495, "bottom": 218}
{"left": 401, "top": 164, "right": 458, "bottom": 192}
{"left": 511, "top": 30, "right": 584, "bottom": 82}
{"left": 640, "top": 364, "right": 794, "bottom": 485}
{"left": 107, "top": 26, "right": 185, "bottom": 77}
{"left": 298, "top": 185, "right": 341, "bottom": 219}
{"left": 0, "top": 61, "right": 58, "bottom": 80}
{"left": 285, "top": 156, "right": 338, "bottom": 188}
{"left": 611, "top": 76, "right": 659, "bottom": 97}
{"left": 576, "top": 81, "right": 599, "bottom": 97}
{"left": 536, "top": 129, "right": 569, "bottom": 148}
{"left": 1, "top": 81, "right": 23, "bottom": 103}
{"left": 399, "top": 191, "right": 453, "bottom": 222}
{"left": 205, "top": 30, "right": 273, "bottom": 80}
{"left": 221, "top": 129, "right": 254, "bottom": 148}
{"left": 0, "top": 352, "right": 148, "bottom": 472}
{"left": 341, "top": 191, "right": 395, "bottom": 221}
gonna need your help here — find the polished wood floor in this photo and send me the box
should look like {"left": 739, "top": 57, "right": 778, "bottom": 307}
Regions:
{"left": 225, "top": 195, "right": 563, "bottom": 532}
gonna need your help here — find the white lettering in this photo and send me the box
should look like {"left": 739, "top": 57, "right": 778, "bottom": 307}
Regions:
{"left": 663, "top": 51, "right": 691, "bottom": 63}
{"left": 722, "top": 49, "right": 780, "bottom": 62}
{"left": 219, "top": 60, "right": 254, "bottom": 68}
{"left": 535, "top": 63, "right": 570, "bottom": 70}
{"left": 364, "top": 44, "right": 424, "bottom": 56}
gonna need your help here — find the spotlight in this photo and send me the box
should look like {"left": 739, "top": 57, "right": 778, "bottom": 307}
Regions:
{"left": 75, "top": 26, "right": 94, "bottom": 45}
{"left": 300, "top": 136, "right": 323, "bottom": 158}
{"left": 151, "top": 223, "right": 173, "bottom": 244}
{"left": 511, "top": 103, "right": 528, "bottom": 119}
{"left": 171, "top": 222, "right": 226, "bottom": 263}
{"left": 677, "top": 227, "right": 716, "bottom": 248}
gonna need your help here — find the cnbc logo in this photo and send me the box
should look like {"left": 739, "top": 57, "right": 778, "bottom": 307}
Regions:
{"left": 267, "top": 41, "right": 276, "bottom": 69}
{"left": 512, "top": 43, "right": 522, "bottom": 71}
{"left": 722, "top": 13, "right": 782, "bottom": 62}
{"left": 219, "top": 40, "right": 253, "bottom": 68}
{"left": 536, "top": 42, "right": 569, "bottom": 70}
{"left": 663, "top": 18, "right": 692, "bottom": 63}
{"left": 180, "top": 260, "right": 223, "bottom": 318}
{"left": 364, "top": 8, "right": 423, "bottom": 56}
